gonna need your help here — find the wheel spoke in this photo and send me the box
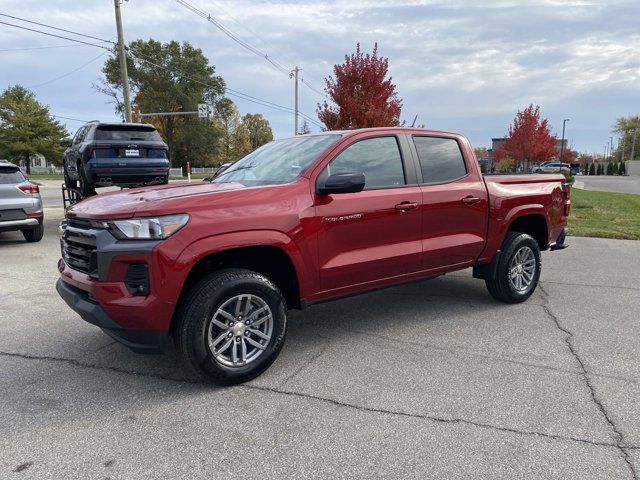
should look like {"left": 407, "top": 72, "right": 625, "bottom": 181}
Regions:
{"left": 245, "top": 336, "right": 266, "bottom": 350}
{"left": 210, "top": 331, "right": 228, "bottom": 348}
{"left": 248, "top": 328, "right": 270, "bottom": 341}
{"left": 232, "top": 340, "right": 238, "bottom": 364}
{"left": 211, "top": 319, "right": 229, "bottom": 330}
{"left": 246, "top": 305, "right": 268, "bottom": 322}
{"left": 215, "top": 337, "right": 233, "bottom": 355}
{"left": 217, "top": 310, "right": 236, "bottom": 322}
{"left": 250, "top": 313, "right": 271, "bottom": 328}
{"left": 240, "top": 338, "right": 247, "bottom": 364}
{"left": 234, "top": 296, "right": 244, "bottom": 316}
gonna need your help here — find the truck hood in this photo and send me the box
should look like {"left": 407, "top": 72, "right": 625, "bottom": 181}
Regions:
{"left": 67, "top": 181, "right": 247, "bottom": 219}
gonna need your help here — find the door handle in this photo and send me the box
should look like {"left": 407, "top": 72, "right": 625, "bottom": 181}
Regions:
{"left": 395, "top": 201, "right": 419, "bottom": 211}
{"left": 462, "top": 196, "right": 481, "bottom": 205}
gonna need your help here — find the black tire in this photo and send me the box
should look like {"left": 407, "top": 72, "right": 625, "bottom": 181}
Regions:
{"left": 63, "top": 166, "right": 77, "bottom": 189}
{"left": 174, "top": 268, "right": 287, "bottom": 385}
{"left": 22, "top": 217, "right": 44, "bottom": 243}
{"left": 485, "top": 232, "right": 541, "bottom": 303}
{"left": 78, "top": 161, "right": 96, "bottom": 197}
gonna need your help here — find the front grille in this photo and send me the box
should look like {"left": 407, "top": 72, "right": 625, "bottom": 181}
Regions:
{"left": 61, "top": 220, "right": 98, "bottom": 275}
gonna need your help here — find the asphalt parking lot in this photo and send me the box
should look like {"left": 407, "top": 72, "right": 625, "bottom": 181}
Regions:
{"left": 1, "top": 208, "right": 640, "bottom": 479}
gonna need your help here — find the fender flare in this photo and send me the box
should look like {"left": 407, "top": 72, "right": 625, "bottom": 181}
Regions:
{"left": 177, "top": 229, "right": 310, "bottom": 297}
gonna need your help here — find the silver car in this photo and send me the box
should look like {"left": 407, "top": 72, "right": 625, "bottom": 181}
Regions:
{"left": 535, "top": 162, "right": 570, "bottom": 174}
{"left": 0, "top": 160, "right": 44, "bottom": 242}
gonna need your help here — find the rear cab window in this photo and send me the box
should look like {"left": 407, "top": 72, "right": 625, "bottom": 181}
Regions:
{"left": 412, "top": 136, "right": 467, "bottom": 184}
{"left": 327, "top": 136, "right": 406, "bottom": 190}
{"left": 92, "top": 126, "right": 162, "bottom": 142}
{"left": 0, "top": 167, "right": 26, "bottom": 184}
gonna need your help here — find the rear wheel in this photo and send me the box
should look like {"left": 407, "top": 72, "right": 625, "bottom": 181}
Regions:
{"left": 174, "top": 268, "right": 287, "bottom": 385}
{"left": 22, "top": 217, "right": 44, "bottom": 243}
{"left": 77, "top": 161, "right": 96, "bottom": 197}
{"left": 63, "top": 165, "right": 77, "bottom": 189}
{"left": 485, "top": 232, "right": 541, "bottom": 303}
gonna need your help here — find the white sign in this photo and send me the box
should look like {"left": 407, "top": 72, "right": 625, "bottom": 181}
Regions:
{"left": 197, "top": 104, "right": 209, "bottom": 119}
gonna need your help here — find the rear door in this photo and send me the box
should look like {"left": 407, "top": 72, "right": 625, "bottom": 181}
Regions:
{"left": 409, "top": 135, "right": 488, "bottom": 270}
{"left": 315, "top": 135, "right": 423, "bottom": 292}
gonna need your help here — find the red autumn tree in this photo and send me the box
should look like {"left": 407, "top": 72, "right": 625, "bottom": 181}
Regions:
{"left": 502, "top": 105, "right": 557, "bottom": 165}
{"left": 317, "top": 43, "right": 402, "bottom": 130}
{"left": 559, "top": 147, "right": 576, "bottom": 164}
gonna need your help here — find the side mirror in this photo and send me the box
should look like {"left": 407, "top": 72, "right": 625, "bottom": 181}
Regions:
{"left": 317, "top": 172, "right": 365, "bottom": 195}
{"left": 60, "top": 138, "right": 72, "bottom": 148}
{"left": 202, "top": 177, "right": 211, "bottom": 182}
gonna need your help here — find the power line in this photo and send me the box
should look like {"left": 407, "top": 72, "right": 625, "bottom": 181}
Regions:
{"left": 0, "top": 21, "right": 112, "bottom": 49}
{"left": 173, "top": 0, "right": 328, "bottom": 107}
{"left": 0, "top": 43, "right": 85, "bottom": 52}
{"left": 52, "top": 115, "right": 90, "bottom": 123}
{"left": 173, "top": 0, "right": 290, "bottom": 76}
{"left": 129, "top": 50, "right": 323, "bottom": 128}
{"left": 0, "top": 13, "right": 114, "bottom": 44}
{"left": 29, "top": 51, "right": 109, "bottom": 88}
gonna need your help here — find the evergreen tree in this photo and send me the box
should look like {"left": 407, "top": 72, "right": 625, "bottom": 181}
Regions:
{"left": 0, "top": 85, "right": 68, "bottom": 174}
{"left": 619, "top": 161, "right": 626, "bottom": 175}
{"left": 589, "top": 163, "right": 596, "bottom": 176}
{"left": 606, "top": 162, "right": 614, "bottom": 175}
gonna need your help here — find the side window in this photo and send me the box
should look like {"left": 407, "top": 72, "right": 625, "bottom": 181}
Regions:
{"left": 413, "top": 136, "right": 467, "bottom": 184}
{"left": 328, "top": 136, "right": 405, "bottom": 189}
{"left": 72, "top": 126, "right": 86, "bottom": 145}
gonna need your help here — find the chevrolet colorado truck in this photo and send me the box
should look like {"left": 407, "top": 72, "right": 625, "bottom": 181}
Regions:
{"left": 56, "top": 128, "right": 569, "bottom": 385}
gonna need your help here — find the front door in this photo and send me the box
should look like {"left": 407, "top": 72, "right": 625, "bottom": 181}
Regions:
{"left": 315, "top": 136, "right": 422, "bottom": 292}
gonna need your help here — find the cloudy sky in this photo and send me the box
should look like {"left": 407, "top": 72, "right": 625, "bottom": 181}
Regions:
{"left": 1, "top": 0, "right": 639, "bottom": 154}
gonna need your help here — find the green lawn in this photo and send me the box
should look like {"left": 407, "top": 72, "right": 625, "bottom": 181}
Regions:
{"left": 569, "top": 188, "right": 640, "bottom": 240}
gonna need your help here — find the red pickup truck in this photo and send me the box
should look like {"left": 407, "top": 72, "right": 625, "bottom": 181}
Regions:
{"left": 57, "top": 128, "right": 569, "bottom": 384}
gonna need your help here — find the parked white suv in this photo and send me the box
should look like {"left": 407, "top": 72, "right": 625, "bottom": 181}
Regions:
{"left": 0, "top": 160, "right": 44, "bottom": 242}
{"left": 535, "top": 162, "right": 570, "bottom": 174}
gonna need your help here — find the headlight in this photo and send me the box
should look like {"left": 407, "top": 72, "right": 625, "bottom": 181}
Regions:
{"left": 107, "top": 214, "right": 189, "bottom": 240}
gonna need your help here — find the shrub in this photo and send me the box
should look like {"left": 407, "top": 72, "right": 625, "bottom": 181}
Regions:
{"left": 619, "top": 161, "right": 626, "bottom": 175}
{"left": 606, "top": 162, "right": 614, "bottom": 175}
{"left": 497, "top": 157, "right": 515, "bottom": 173}
{"left": 589, "top": 163, "right": 596, "bottom": 176}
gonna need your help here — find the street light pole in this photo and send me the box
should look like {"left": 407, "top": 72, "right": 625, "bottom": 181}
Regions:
{"left": 559, "top": 118, "right": 569, "bottom": 163}
{"left": 114, "top": 0, "right": 132, "bottom": 123}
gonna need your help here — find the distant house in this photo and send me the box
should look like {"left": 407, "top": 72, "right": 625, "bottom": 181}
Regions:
{"left": 17, "top": 154, "right": 61, "bottom": 173}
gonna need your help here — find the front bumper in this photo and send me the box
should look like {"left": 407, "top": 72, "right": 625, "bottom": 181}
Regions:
{"left": 56, "top": 278, "right": 167, "bottom": 353}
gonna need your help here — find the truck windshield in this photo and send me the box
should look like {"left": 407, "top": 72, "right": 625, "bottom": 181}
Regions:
{"left": 212, "top": 134, "right": 341, "bottom": 186}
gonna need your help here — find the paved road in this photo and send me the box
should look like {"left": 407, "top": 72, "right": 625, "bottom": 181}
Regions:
{"left": 574, "top": 175, "right": 640, "bottom": 195}
{"left": 1, "top": 209, "right": 639, "bottom": 479}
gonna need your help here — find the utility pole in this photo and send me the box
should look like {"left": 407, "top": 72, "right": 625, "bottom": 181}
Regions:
{"left": 560, "top": 118, "right": 569, "bottom": 162}
{"left": 114, "top": 0, "right": 132, "bottom": 122}
{"left": 609, "top": 136, "right": 613, "bottom": 162}
{"left": 631, "top": 129, "right": 638, "bottom": 163}
{"left": 291, "top": 66, "right": 300, "bottom": 135}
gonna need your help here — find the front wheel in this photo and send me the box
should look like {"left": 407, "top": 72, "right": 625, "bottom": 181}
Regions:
{"left": 174, "top": 268, "right": 287, "bottom": 385}
{"left": 485, "top": 232, "right": 541, "bottom": 303}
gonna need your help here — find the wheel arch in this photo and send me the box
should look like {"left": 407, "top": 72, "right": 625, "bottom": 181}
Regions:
{"left": 171, "top": 232, "right": 307, "bottom": 334}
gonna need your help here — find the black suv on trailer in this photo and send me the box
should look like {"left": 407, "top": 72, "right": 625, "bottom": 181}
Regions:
{"left": 63, "top": 121, "right": 170, "bottom": 196}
